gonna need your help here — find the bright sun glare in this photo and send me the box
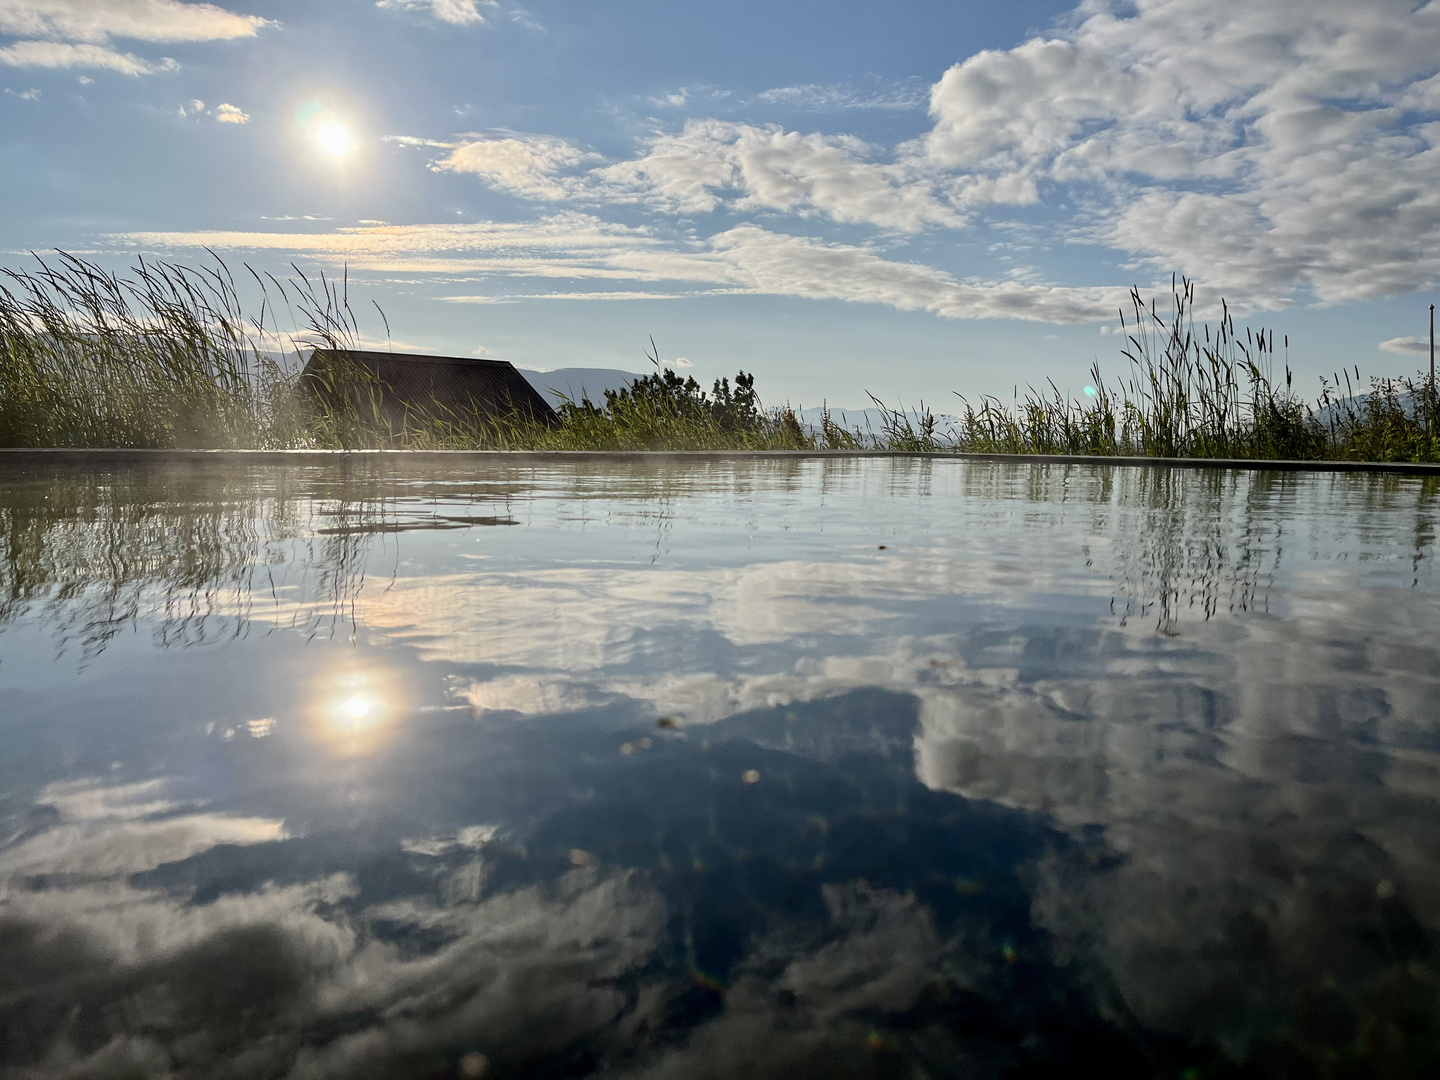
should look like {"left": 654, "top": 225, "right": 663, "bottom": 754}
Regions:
{"left": 316, "top": 122, "right": 351, "bottom": 158}
{"left": 344, "top": 694, "right": 370, "bottom": 719}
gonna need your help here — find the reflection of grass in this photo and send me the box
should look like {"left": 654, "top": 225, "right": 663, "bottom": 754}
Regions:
{"left": 2, "top": 254, "right": 1438, "bottom": 460}
{"left": 0, "top": 460, "right": 523, "bottom": 657}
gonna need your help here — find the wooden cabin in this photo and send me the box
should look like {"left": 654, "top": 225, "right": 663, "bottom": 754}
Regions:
{"left": 300, "top": 349, "right": 559, "bottom": 433}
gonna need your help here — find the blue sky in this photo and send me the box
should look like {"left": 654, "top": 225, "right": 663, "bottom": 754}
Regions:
{"left": 2, "top": 0, "right": 1438, "bottom": 408}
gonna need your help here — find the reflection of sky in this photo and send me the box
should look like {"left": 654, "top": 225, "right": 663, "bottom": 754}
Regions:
{"left": 1, "top": 458, "right": 1438, "bottom": 1076}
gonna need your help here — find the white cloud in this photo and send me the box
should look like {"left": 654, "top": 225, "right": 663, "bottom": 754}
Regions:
{"left": 0, "top": 39, "right": 175, "bottom": 73}
{"left": 268, "top": 0, "right": 1440, "bottom": 319}
{"left": 598, "top": 120, "right": 963, "bottom": 232}
{"left": 214, "top": 100, "right": 246, "bottom": 123}
{"left": 376, "top": 0, "right": 495, "bottom": 26}
{"left": 1379, "top": 335, "right": 1433, "bottom": 356}
{"left": 427, "top": 121, "right": 962, "bottom": 233}
{"left": 3, "top": 83, "right": 38, "bottom": 97}
{"left": 919, "top": 0, "right": 1440, "bottom": 304}
{"left": 0, "top": 0, "right": 265, "bottom": 43}
{"left": 442, "top": 290, "right": 688, "bottom": 303}
{"left": 0, "top": 0, "right": 264, "bottom": 74}
{"left": 115, "top": 215, "right": 1128, "bottom": 323}
{"left": 755, "top": 79, "right": 928, "bottom": 112}
{"left": 434, "top": 134, "right": 598, "bottom": 200}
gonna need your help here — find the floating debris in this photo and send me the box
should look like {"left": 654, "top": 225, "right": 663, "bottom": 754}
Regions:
{"left": 656, "top": 716, "right": 679, "bottom": 729}
{"left": 567, "top": 848, "right": 593, "bottom": 867}
{"left": 867, "top": 1030, "right": 899, "bottom": 1053}
{"left": 620, "top": 737, "right": 653, "bottom": 756}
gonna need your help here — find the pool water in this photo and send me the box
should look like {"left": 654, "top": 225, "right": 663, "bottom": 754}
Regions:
{"left": 1, "top": 454, "right": 1437, "bottom": 1079}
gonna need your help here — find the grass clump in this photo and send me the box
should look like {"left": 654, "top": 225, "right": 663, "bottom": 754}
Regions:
{"left": 951, "top": 277, "right": 1439, "bottom": 462}
{"left": 0, "top": 252, "right": 350, "bottom": 448}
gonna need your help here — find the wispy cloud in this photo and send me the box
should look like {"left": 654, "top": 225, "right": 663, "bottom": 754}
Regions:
{"left": 3, "top": 83, "right": 38, "bottom": 98}
{"left": 111, "top": 215, "right": 1128, "bottom": 323}
{"left": 754, "top": 78, "right": 928, "bottom": 112}
{"left": 0, "top": 0, "right": 267, "bottom": 73}
{"left": 0, "top": 0, "right": 266, "bottom": 43}
{"left": 1379, "top": 336, "right": 1433, "bottom": 356}
{"left": 376, "top": 0, "right": 496, "bottom": 26}
{"left": 442, "top": 290, "right": 688, "bottom": 303}
{"left": 0, "top": 39, "right": 176, "bottom": 74}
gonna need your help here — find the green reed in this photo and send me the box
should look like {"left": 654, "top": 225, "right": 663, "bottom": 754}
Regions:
{"left": 950, "top": 277, "right": 1439, "bottom": 462}
{"left": 0, "top": 251, "right": 363, "bottom": 449}
{"left": 2, "top": 253, "right": 1436, "bottom": 460}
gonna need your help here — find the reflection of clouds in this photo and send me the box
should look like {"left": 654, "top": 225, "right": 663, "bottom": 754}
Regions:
{"left": 3, "top": 778, "right": 670, "bottom": 1077}
{"left": 293, "top": 869, "right": 665, "bottom": 1079}
{"left": 613, "top": 884, "right": 959, "bottom": 1080}
{"left": 360, "top": 548, "right": 1062, "bottom": 674}
{"left": 914, "top": 605, "right": 1440, "bottom": 1045}
{"left": 4, "top": 459, "right": 1439, "bottom": 1070}
{"left": 0, "top": 778, "right": 285, "bottom": 880}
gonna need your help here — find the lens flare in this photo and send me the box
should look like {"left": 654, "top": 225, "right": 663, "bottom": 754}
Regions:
{"left": 316, "top": 122, "right": 351, "bottom": 158}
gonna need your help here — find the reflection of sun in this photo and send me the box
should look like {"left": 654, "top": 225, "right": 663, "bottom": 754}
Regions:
{"left": 344, "top": 695, "right": 370, "bottom": 720}
{"left": 316, "top": 121, "right": 351, "bottom": 157}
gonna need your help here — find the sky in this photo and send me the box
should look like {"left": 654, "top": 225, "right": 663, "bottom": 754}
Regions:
{"left": 1, "top": 0, "right": 1439, "bottom": 408}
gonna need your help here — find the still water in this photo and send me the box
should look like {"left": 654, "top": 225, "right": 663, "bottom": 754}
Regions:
{"left": 1, "top": 454, "right": 1438, "bottom": 1079}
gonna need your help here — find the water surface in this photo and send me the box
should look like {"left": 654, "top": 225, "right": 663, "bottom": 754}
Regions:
{"left": 2, "top": 455, "right": 1438, "bottom": 1079}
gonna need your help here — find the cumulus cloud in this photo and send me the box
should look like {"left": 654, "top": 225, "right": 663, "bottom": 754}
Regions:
{"left": 399, "top": 1, "right": 1440, "bottom": 310}
{"left": 597, "top": 120, "right": 962, "bottom": 231}
{"left": 376, "top": 0, "right": 495, "bottom": 25}
{"left": 424, "top": 122, "right": 961, "bottom": 232}
{"left": 213, "top": 100, "right": 246, "bottom": 123}
{"left": 920, "top": 0, "right": 1440, "bottom": 304}
{"left": 434, "top": 134, "right": 599, "bottom": 200}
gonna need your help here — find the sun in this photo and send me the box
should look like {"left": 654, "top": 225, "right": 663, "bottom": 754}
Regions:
{"left": 316, "top": 121, "right": 351, "bottom": 158}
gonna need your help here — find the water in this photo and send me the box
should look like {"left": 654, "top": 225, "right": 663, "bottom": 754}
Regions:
{"left": 1, "top": 454, "right": 1437, "bottom": 1079}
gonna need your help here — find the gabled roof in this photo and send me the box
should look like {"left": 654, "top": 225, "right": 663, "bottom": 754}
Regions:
{"left": 301, "top": 349, "right": 559, "bottom": 431}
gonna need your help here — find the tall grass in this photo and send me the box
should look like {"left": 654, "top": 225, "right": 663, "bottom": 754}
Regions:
{"left": 950, "top": 277, "right": 1439, "bottom": 462}
{"left": 0, "top": 251, "right": 357, "bottom": 449}
{"left": 2, "top": 253, "right": 1436, "bottom": 461}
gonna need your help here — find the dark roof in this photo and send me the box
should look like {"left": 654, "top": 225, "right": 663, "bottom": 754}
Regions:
{"left": 301, "top": 349, "right": 558, "bottom": 431}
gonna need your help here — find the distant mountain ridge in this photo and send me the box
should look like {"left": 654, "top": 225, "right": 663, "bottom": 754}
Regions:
{"left": 518, "top": 367, "right": 646, "bottom": 409}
